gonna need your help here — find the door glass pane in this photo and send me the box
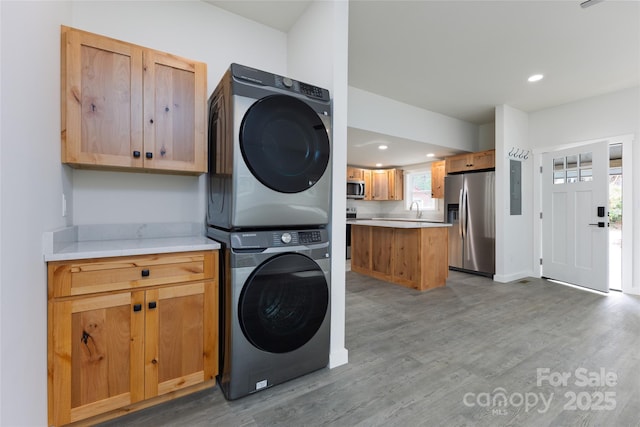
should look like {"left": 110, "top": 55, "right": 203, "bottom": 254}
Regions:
{"left": 567, "top": 170, "right": 578, "bottom": 183}
{"left": 580, "top": 168, "right": 593, "bottom": 182}
{"left": 553, "top": 157, "right": 565, "bottom": 170}
{"left": 554, "top": 171, "right": 565, "bottom": 184}
{"left": 566, "top": 155, "right": 578, "bottom": 169}
{"left": 579, "top": 152, "right": 592, "bottom": 167}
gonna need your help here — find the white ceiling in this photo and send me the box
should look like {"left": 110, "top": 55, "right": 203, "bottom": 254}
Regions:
{"left": 204, "top": 0, "right": 640, "bottom": 167}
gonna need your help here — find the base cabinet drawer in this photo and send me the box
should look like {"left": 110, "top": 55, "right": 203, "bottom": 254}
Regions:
{"left": 47, "top": 251, "right": 218, "bottom": 426}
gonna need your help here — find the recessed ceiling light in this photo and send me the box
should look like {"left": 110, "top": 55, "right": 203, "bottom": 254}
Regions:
{"left": 426, "top": 153, "right": 435, "bottom": 158}
{"left": 375, "top": 163, "right": 383, "bottom": 167}
{"left": 378, "top": 145, "right": 388, "bottom": 150}
{"left": 528, "top": 74, "right": 544, "bottom": 82}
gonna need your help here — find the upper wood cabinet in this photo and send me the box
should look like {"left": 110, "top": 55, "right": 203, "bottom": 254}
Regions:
{"left": 61, "top": 26, "right": 207, "bottom": 175}
{"left": 371, "top": 168, "right": 404, "bottom": 201}
{"left": 363, "top": 169, "right": 372, "bottom": 200}
{"left": 430, "top": 160, "right": 445, "bottom": 199}
{"left": 445, "top": 149, "right": 495, "bottom": 174}
{"left": 347, "top": 166, "right": 365, "bottom": 181}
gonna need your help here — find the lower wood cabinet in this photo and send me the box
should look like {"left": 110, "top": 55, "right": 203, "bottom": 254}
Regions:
{"left": 47, "top": 250, "right": 218, "bottom": 426}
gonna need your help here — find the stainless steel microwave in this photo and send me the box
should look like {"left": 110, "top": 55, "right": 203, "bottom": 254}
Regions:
{"left": 347, "top": 180, "right": 365, "bottom": 199}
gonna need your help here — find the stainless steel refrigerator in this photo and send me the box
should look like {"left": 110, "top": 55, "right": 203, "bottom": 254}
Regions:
{"left": 444, "top": 171, "right": 495, "bottom": 276}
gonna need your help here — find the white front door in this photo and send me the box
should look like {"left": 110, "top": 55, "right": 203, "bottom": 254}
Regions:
{"left": 541, "top": 141, "right": 609, "bottom": 292}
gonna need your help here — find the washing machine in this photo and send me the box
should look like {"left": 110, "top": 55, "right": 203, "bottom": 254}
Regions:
{"left": 207, "top": 226, "right": 331, "bottom": 400}
{"left": 207, "top": 63, "right": 332, "bottom": 230}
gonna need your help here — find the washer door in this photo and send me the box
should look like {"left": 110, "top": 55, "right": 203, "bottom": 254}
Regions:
{"left": 239, "top": 95, "right": 330, "bottom": 194}
{"left": 239, "top": 253, "right": 329, "bottom": 354}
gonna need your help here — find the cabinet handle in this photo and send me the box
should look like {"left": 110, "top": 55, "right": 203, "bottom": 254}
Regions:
{"left": 133, "top": 151, "right": 141, "bottom": 158}
{"left": 133, "top": 304, "right": 142, "bottom": 312}
{"left": 145, "top": 152, "right": 153, "bottom": 159}
{"left": 141, "top": 269, "right": 150, "bottom": 277}
{"left": 149, "top": 118, "right": 154, "bottom": 124}
{"left": 148, "top": 301, "right": 157, "bottom": 310}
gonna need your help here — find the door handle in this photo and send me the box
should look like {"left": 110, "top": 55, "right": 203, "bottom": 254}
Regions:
{"left": 588, "top": 222, "right": 607, "bottom": 228}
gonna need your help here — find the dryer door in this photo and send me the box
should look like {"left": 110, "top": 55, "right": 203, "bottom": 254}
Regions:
{"left": 239, "top": 95, "right": 330, "bottom": 194}
{"left": 238, "top": 253, "right": 329, "bottom": 353}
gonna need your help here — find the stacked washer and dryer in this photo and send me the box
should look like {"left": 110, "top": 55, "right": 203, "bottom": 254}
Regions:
{"left": 206, "top": 64, "right": 332, "bottom": 400}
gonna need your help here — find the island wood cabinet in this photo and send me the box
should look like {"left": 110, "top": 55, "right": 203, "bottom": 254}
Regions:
{"left": 47, "top": 250, "right": 218, "bottom": 426}
{"left": 371, "top": 168, "right": 404, "bottom": 201}
{"left": 430, "top": 160, "right": 445, "bottom": 199}
{"left": 61, "top": 26, "right": 207, "bottom": 174}
{"left": 445, "top": 149, "right": 495, "bottom": 174}
{"left": 351, "top": 224, "right": 449, "bottom": 291}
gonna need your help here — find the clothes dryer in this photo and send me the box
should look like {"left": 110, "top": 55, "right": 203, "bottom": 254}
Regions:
{"left": 207, "top": 226, "right": 331, "bottom": 400}
{"left": 207, "top": 63, "right": 332, "bottom": 230}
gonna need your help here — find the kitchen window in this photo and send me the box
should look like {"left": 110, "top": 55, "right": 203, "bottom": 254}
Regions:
{"left": 404, "top": 168, "right": 437, "bottom": 211}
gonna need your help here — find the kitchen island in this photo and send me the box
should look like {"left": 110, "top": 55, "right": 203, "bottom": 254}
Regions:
{"left": 350, "top": 220, "right": 451, "bottom": 291}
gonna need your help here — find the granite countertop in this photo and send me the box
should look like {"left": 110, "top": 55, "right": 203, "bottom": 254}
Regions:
{"left": 350, "top": 219, "right": 452, "bottom": 229}
{"left": 43, "top": 223, "right": 220, "bottom": 262}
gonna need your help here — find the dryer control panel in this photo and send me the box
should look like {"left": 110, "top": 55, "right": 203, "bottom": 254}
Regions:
{"left": 224, "top": 228, "right": 329, "bottom": 250}
{"left": 231, "top": 63, "right": 330, "bottom": 102}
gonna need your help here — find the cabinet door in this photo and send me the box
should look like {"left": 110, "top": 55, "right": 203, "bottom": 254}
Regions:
{"left": 144, "top": 281, "right": 217, "bottom": 398}
{"left": 445, "top": 153, "right": 471, "bottom": 174}
{"left": 347, "top": 166, "right": 365, "bottom": 180}
{"left": 61, "top": 26, "right": 144, "bottom": 168}
{"left": 431, "top": 160, "right": 445, "bottom": 199}
{"left": 471, "top": 149, "right": 495, "bottom": 170}
{"left": 50, "top": 292, "right": 144, "bottom": 426}
{"left": 363, "top": 169, "right": 372, "bottom": 200}
{"left": 143, "top": 50, "right": 207, "bottom": 173}
{"left": 389, "top": 169, "right": 404, "bottom": 200}
{"left": 371, "top": 170, "right": 390, "bottom": 200}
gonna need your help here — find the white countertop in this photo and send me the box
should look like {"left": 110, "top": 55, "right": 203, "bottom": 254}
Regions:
{"left": 350, "top": 219, "right": 452, "bottom": 229}
{"left": 43, "top": 223, "right": 220, "bottom": 261}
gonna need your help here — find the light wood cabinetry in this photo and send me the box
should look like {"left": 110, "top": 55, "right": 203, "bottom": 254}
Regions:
{"left": 363, "top": 169, "right": 372, "bottom": 200}
{"left": 47, "top": 251, "right": 218, "bottom": 426}
{"left": 351, "top": 225, "right": 449, "bottom": 291}
{"left": 430, "top": 160, "right": 445, "bottom": 199}
{"left": 61, "top": 26, "right": 207, "bottom": 175}
{"left": 347, "top": 166, "right": 365, "bottom": 181}
{"left": 347, "top": 166, "right": 403, "bottom": 201}
{"left": 371, "top": 168, "right": 404, "bottom": 201}
{"left": 445, "top": 149, "right": 495, "bottom": 174}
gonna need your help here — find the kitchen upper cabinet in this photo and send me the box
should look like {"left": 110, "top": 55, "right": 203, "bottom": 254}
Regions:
{"left": 445, "top": 149, "right": 495, "bottom": 174}
{"left": 371, "top": 168, "right": 404, "bottom": 201}
{"left": 430, "top": 160, "right": 445, "bottom": 199}
{"left": 61, "top": 26, "right": 207, "bottom": 175}
{"left": 363, "top": 169, "right": 372, "bottom": 200}
{"left": 47, "top": 251, "right": 218, "bottom": 426}
{"left": 347, "top": 166, "right": 365, "bottom": 181}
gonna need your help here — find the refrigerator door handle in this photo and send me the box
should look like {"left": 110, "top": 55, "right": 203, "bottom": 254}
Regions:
{"left": 459, "top": 188, "right": 465, "bottom": 240}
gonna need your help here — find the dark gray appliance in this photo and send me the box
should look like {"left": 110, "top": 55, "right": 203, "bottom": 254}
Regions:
{"left": 207, "top": 226, "right": 331, "bottom": 400}
{"left": 207, "top": 63, "right": 332, "bottom": 230}
{"left": 445, "top": 171, "right": 495, "bottom": 276}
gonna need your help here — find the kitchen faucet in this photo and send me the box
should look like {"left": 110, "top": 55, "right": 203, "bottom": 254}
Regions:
{"left": 409, "top": 201, "right": 422, "bottom": 219}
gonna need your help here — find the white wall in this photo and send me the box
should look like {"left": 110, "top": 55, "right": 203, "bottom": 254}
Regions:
{"left": 1, "top": 2, "right": 72, "bottom": 425}
{"left": 287, "top": 0, "right": 349, "bottom": 369}
{"left": 349, "top": 86, "right": 479, "bottom": 152}
{"left": 495, "top": 105, "right": 533, "bottom": 282}
{"left": 479, "top": 122, "right": 495, "bottom": 151}
{"left": 0, "top": 1, "right": 287, "bottom": 424}
{"left": 529, "top": 87, "right": 640, "bottom": 294}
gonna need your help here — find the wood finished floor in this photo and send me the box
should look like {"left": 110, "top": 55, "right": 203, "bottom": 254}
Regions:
{"left": 99, "top": 271, "right": 640, "bottom": 427}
